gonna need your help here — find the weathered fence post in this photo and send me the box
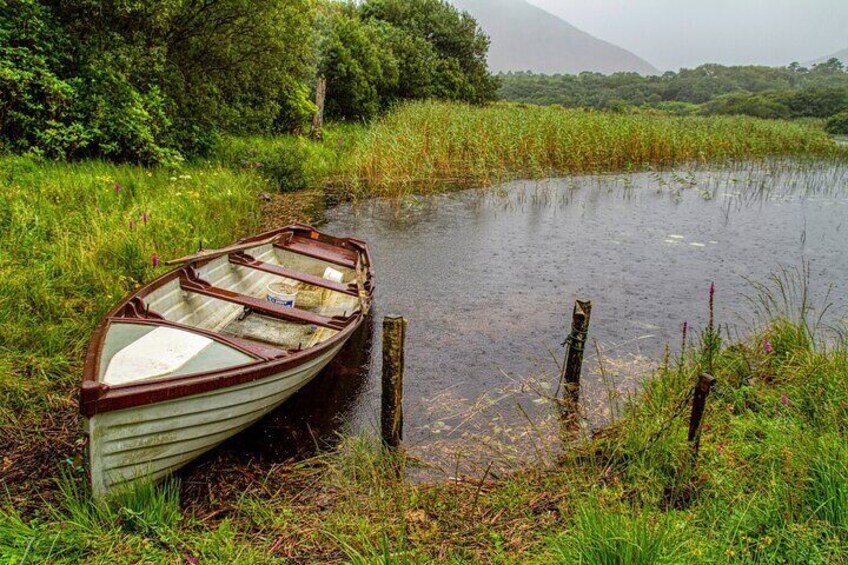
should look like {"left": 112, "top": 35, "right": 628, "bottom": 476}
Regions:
{"left": 560, "top": 300, "right": 592, "bottom": 416}
{"left": 310, "top": 77, "right": 327, "bottom": 141}
{"left": 688, "top": 373, "right": 716, "bottom": 464}
{"left": 381, "top": 315, "right": 406, "bottom": 450}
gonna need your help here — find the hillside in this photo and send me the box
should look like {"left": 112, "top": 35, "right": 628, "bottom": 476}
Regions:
{"left": 453, "top": 0, "right": 658, "bottom": 75}
{"left": 807, "top": 47, "right": 848, "bottom": 67}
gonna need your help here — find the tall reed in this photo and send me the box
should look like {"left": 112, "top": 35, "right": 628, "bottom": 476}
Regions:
{"left": 342, "top": 101, "right": 846, "bottom": 196}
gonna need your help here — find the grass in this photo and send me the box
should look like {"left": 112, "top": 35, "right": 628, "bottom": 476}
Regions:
{"left": 1, "top": 101, "right": 847, "bottom": 562}
{"left": 211, "top": 124, "right": 365, "bottom": 192}
{"left": 341, "top": 101, "right": 847, "bottom": 196}
{"left": 548, "top": 502, "right": 687, "bottom": 564}
{"left": 0, "top": 155, "right": 263, "bottom": 425}
{"left": 1, "top": 318, "right": 845, "bottom": 563}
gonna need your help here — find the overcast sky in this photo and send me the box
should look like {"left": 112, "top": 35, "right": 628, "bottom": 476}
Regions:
{"left": 525, "top": 0, "right": 848, "bottom": 71}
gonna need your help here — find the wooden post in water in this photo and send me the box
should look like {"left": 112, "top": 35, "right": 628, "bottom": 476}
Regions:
{"left": 560, "top": 300, "right": 592, "bottom": 417}
{"left": 310, "top": 77, "right": 327, "bottom": 141}
{"left": 688, "top": 373, "right": 716, "bottom": 464}
{"left": 381, "top": 315, "right": 406, "bottom": 450}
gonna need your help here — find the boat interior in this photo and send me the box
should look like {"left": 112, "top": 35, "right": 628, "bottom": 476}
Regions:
{"left": 96, "top": 231, "right": 370, "bottom": 387}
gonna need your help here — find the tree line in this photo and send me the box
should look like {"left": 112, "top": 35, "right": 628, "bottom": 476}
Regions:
{"left": 499, "top": 61, "right": 848, "bottom": 133}
{"left": 0, "top": 0, "right": 498, "bottom": 163}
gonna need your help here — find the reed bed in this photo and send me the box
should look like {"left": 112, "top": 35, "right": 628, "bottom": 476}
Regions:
{"left": 342, "top": 101, "right": 846, "bottom": 196}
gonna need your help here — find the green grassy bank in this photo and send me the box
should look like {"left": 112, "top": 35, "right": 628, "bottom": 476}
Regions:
{"left": 1, "top": 102, "right": 847, "bottom": 562}
{"left": 1, "top": 320, "right": 845, "bottom": 563}
{"left": 0, "top": 157, "right": 262, "bottom": 424}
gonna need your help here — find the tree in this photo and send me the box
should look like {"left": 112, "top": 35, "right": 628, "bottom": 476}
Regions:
{"left": 825, "top": 111, "right": 848, "bottom": 135}
{"left": 360, "top": 0, "right": 499, "bottom": 103}
{"left": 317, "top": 0, "right": 498, "bottom": 120}
{"left": 1, "top": 0, "right": 318, "bottom": 161}
{"left": 318, "top": 10, "right": 398, "bottom": 121}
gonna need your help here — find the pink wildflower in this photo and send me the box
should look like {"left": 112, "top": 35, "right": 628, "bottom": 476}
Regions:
{"left": 152, "top": 254, "right": 160, "bottom": 268}
{"left": 114, "top": 182, "right": 122, "bottom": 194}
{"left": 764, "top": 340, "right": 773, "bottom": 354}
{"left": 142, "top": 212, "right": 149, "bottom": 225}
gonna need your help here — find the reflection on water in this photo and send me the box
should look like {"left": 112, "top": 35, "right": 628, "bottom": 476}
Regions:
{"left": 195, "top": 161, "right": 848, "bottom": 476}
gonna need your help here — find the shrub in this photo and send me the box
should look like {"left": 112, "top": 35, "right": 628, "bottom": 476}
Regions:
{"left": 700, "top": 92, "right": 790, "bottom": 119}
{"left": 825, "top": 111, "right": 848, "bottom": 135}
{"left": 652, "top": 101, "right": 700, "bottom": 116}
{"left": 0, "top": 0, "right": 317, "bottom": 163}
{"left": 214, "top": 135, "right": 345, "bottom": 192}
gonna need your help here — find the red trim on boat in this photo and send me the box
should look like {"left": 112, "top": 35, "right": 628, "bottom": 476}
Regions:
{"left": 275, "top": 235, "right": 358, "bottom": 269}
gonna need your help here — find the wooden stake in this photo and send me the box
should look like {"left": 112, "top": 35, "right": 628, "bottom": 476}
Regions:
{"left": 310, "top": 77, "right": 327, "bottom": 141}
{"left": 688, "top": 373, "right": 716, "bottom": 464}
{"left": 560, "top": 300, "right": 592, "bottom": 414}
{"left": 381, "top": 315, "right": 406, "bottom": 450}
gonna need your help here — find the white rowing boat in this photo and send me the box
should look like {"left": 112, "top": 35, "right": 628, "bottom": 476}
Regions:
{"left": 80, "top": 224, "right": 374, "bottom": 496}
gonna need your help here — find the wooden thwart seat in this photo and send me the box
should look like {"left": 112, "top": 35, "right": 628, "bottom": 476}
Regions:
{"left": 275, "top": 235, "right": 358, "bottom": 269}
{"left": 229, "top": 252, "right": 358, "bottom": 296}
{"left": 179, "top": 270, "right": 351, "bottom": 331}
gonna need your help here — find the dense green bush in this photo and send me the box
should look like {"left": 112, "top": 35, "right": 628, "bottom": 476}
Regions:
{"left": 700, "top": 92, "right": 791, "bottom": 119}
{"left": 212, "top": 132, "right": 358, "bottom": 192}
{"left": 0, "top": 0, "right": 88, "bottom": 159}
{"left": 652, "top": 101, "right": 699, "bottom": 116}
{"left": 319, "top": 8, "right": 398, "bottom": 121}
{"left": 361, "top": 0, "right": 499, "bottom": 104}
{"left": 825, "top": 111, "right": 848, "bottom": 135}
{"left": 1, "top": 0, "right": 316, "bottom": 163}
{"left": 318, "top": 0, "right": 499, "bottom": 121}
{"left": 699, "top": 87, "right": 848, "bottom": 120}
{"left": 2, "top": 0, "right": 499, "bottom": 162}
{"left": 784, "top": 87, "right": 848, "bottom": 119}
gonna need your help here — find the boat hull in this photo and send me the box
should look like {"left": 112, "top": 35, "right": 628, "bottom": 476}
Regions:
{"left": 87, "top": 340, "right": 346, "bottom": 497}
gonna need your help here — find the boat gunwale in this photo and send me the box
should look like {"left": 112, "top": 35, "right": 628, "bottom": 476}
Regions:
{"left": 80, "top": 224, "right": 373, "bottom": 419}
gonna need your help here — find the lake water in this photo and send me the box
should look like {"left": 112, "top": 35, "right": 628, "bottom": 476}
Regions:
{"left": 185, "top": 161, "right": 848, "bottom": 478}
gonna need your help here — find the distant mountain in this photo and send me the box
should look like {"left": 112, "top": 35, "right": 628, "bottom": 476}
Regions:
{"left": 452, "top": 0, "right": 658, "bottom": 75}
{"left": 806, "top": 48, "right": 848, "bottom": 67}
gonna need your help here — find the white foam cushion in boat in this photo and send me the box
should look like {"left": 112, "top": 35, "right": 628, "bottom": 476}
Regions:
{"left": 104, "top": 327, "right": 213, "bottom": 386}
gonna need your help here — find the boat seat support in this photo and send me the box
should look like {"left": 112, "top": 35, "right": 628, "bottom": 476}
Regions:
{"left": 179, "top": 268, "right": 352, "bottom": 331}
{"left": 229, "top": 252, "right": 359, "bottom": 297}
